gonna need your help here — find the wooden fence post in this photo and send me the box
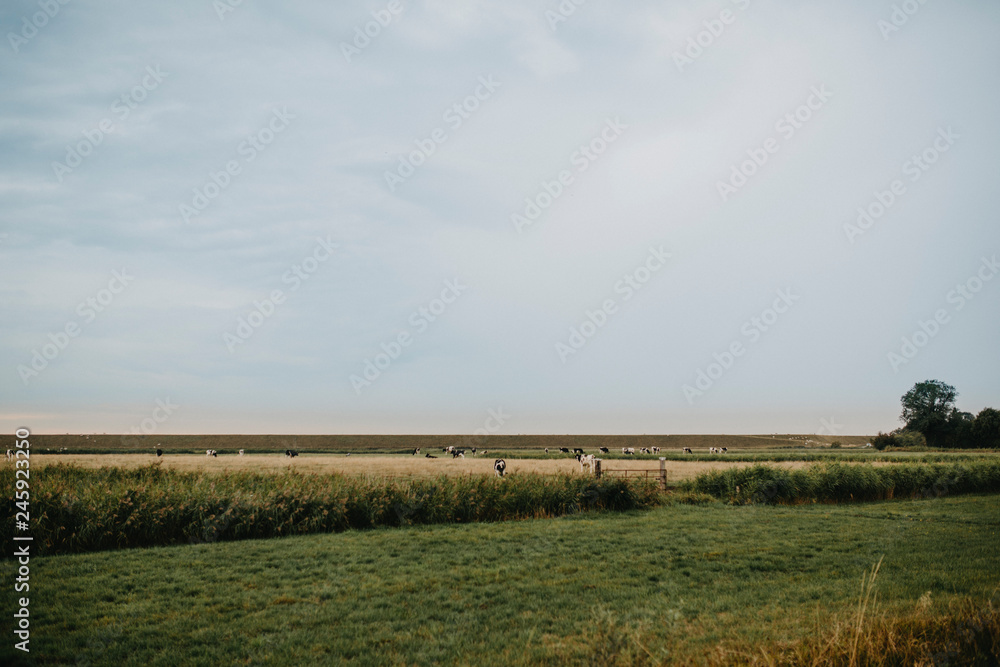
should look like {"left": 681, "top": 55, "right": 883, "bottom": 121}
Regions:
{"left": 658, "top": 457, "right": 666, "bottom": 491}
{"left": 594, "top": 458, "right": 602, "bottom": 479}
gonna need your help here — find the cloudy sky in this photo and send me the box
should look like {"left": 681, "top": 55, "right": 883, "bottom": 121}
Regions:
{"left": 2, "top": 0, "right": 998, "bottom": 436}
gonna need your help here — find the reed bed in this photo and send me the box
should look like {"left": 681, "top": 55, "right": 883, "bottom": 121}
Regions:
{"left": 1, "top": 463, "right": 661, "bottom": 556}
{"left": 682, "top": 460, "right": 1000, "bottom": 504}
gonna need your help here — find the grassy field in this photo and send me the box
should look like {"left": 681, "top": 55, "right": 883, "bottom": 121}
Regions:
{"left": 22, "top": 453, "right": 853, "bottom": 480}
{"left": 3, "top": 493, "right": 998, "bottom": 665}
{"left": 28, "top": 432, "right": 874, "bottom": 455}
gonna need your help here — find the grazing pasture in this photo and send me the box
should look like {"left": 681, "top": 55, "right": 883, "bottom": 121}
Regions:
{"left": 25, "top": 452, "right": 832, "bottom": 481}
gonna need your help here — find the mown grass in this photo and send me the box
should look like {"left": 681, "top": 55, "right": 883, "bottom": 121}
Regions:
{"left": 0, "top": 463, "right": 661, "bottom": 556}
{"left": 2, "top": 494, "right": 997, "bottom": 665}
{"left": 681, "top": 460, "right": 1000, "bottom": 504}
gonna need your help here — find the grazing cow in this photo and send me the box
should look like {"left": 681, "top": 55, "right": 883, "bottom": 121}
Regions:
{"left": 494, "top": 459, "right": 507, "bottom": 477}
{"left": 425, "top": 453, "right": 437, "bottom": 458}
{"left": 682, "top": 447, "right": 692, "bottom": 454}
{"left": 6, "top": 449, "right": 13, "bottom": 460}
{"left": 156, "top": 449, "right": 163, "bottom": 457}
{"left": 413, "top": 448, "right": 420, "bottom": 456}
{"left": 640, "top": 447, "right": 650, "bottom": 454}
{"left": 721, "top": 447, "right": 728, "bottom": 453}
{"left": 573, "top": 448, "right": 584, "bottom": 455}
{"left": 599, "top": 447, "right": 609, "bottom": 454}
{"left": 481, "top": 450, "right": 488, "bottom": 455}
{"left": 285, "top": 450, "right": 298, "bottom": 458}
{"left": 544, "top": 448, "right": 549, "bottom": 454}
{"left": 622, "top": 447, "right": 635, "bottom": 455}
{"left": 238, "top": 449, "right": 245, "bottom": 456}
{"left": 206, "top": 449, "right": 213, "bottom": 457}
{"left": 651, "top": 447, "right": 660, "bottom": 454}
{"left": 559, "top": 448, "right": 570, "bottom": 454}
{"left": 577, "top": 454, "right": 596, "bottom": 474}
{"left": 452, "top": 450, "right": 465, "bottom": 459}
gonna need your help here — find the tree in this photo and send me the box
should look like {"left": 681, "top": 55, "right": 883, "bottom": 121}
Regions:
{"left": 972, "top": 408, "right": 1000, "bottom": 449}
{"left": 900, "top": 380, "right": 958, "bottom": 447}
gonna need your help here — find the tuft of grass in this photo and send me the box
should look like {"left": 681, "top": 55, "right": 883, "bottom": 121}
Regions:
{"left": 716, "top": 577, "right": 1000, "bottom": 666}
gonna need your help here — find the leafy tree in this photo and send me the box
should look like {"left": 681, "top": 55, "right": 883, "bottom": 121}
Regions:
{"left": 972, "top": 408, "right": 1000, "bottom": 449}
{"left": 900, "top": 380, "right": 958, "bottom": 447}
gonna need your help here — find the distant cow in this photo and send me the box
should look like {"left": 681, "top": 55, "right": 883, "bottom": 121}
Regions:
{"left": 640, "top": 447, "right": 650, "bottom": 454}
{"left": 651, "top": 447, "right": 660, "bottom": 454}
{"left": 573, "top": 448, "right": 584, "bottom": 455}
{"left": 413, "top": 448, "right": 420, "bottom": 456}
{"left": 559, "top": 448, "right": 570, "bottom": 454}
{"left": 425, "top": 453, "right": 437, "bottom": 458}
{"left": 6, "top": 449, "right": 12, "bottom": 460}
{"left": 682, "top": 447, "right": 692, "bottom": 454}
{"left": 721, "top": 447, "right": 728, "bottom": 453}
{"left": 206, "top": 449, "right": 217, "bottom": 457}
{"left": 599, "top": 447, "right": 609, "bottom": 453}
{"left": 622, "top": 448, "right": 635, "bottom": 455}
{"left": 156, "top": 449, "right": 163, "bottom": 457}
{"left": 285, "top": 450, "right": 298, "bottom": 458}
{"left": 494, "top": 459, "right": 507, "bottom": 477}
{"left": 239, "top": 449, "right": 244, "bottom": 456}
{"left": 452, "top": 450, "right": 465, "bottom": 459}
{"left": 577, "top": 454, "right": 596, "bottom": 474}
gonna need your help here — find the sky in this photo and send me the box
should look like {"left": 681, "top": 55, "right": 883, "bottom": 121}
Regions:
{"left": 1, "top": 0, "right": 998, "bottom": 436}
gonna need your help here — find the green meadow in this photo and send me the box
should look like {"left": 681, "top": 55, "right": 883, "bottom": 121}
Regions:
{"left": 3, "top": 491, "right": 998, "bottom": 665}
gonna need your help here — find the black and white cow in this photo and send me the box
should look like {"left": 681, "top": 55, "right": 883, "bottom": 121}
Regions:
{"left": 285, "top": 449, "right": 298, "bottom": 458}
{"left": 573, "top": 448, "right": 584, "bottom": 455}
{"left": 682, "top": 447, "right": 692, "bottom": 454}
{"left": 156, "top": 448, "right": 163, "bottom": 457}
{"left": 598, "top": 447, "right": 609, "bottom": 454}
{"left": 559, "top": 448, "right": 570, "bottom": 454}
{"left": 494, "top": 459, "right": 507, "bottom": 477}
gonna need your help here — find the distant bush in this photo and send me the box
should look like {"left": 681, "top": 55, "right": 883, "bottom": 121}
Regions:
{"left": 829, "top": 441, "right": 842, "bottom": 448}
{"left": 0, "top": 464, "right": 662, "bottom": 557}
{"left": 894, "top": 430, "right": 928, "bottom": 450}
{"left": 681, "top": 460, "right": 1000, "bottom": 505}
{"left": 871, "top": 432, "right": 896, "bottom": 451}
